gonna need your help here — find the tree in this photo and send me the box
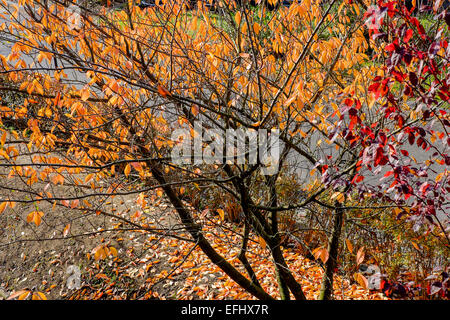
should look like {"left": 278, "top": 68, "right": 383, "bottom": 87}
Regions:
{"left": 0, "top": 0, "right": 448, "bottom": 300}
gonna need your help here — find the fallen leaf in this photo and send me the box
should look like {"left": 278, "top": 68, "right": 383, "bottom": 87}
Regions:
{"left": 354, "top": 273, "right": 368, "bottom": 289}
{"left": 356, "top": 247, "right": 365, "bottom": 265}
{"left": 63, "top": 224, "right": 71, "bottom": 237}
{"left": 346, "top": 239, "right": 353, "bottom": 253}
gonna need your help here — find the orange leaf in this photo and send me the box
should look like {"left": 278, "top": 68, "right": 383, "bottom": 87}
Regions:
{"left": 253, "top": 22, "right": 261, "bottom": 34}
{"left": 157, "top": 85, "right": 171, "bottom": 98}
{"left": 346, "top": 239, "right": 353, "bottom": 253}
{"left": 80, "top": 88, "right": 90, "bottom": 101}
{"left": 0, "top": 131, "right": 6, "bottom": 147}
{"left": 319, "top": 248, "right": 329, "bottom": 264}
{"left": 27, "top": 211, "right": 44, "bottom": 226}
{"left": 259, "top": 236, "right": 266, "bottom": 250}
{"left": 18, "top": 291, "right": 31, "bottom": 300}
{"left": 124, "top": 164, "right": 131, "bottom": 177}
{"left": 53, "top": 91, "right": 61, "bottom": 107}
{"left": 94, "top": 247, "right": 106, "bottom": 261}
{"left": 109, "top": 246, "right": 118, "bottom": 257}
{"left": 63, "top": 224, "right": 71, "bottom": 237}
{"left": 84, "top": 173, "right": 94, "bottom": 183}
{"left": 32, "top": 292, "right": 47, "bottom": 300}
{"left": 313, "top": 247, "right": 329, "bottom": 263}
{"left": 0, "top": 201, "right": 7, "bottom": 215}
{"left": 354, "top": 272, "right": 368, "bottom": 289}
{"left": 284, "top": 94, "right": 298, "bottom": 107}
{"left": 191, "top": 104, "right": 199, "bottom": 117}
{"left": 235, "top": 11, "right": 241, "bottom": 25}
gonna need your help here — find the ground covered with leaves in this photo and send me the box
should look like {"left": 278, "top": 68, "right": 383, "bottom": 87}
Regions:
{"left": 0, "top": 184, "right": 385, "bottom": 300}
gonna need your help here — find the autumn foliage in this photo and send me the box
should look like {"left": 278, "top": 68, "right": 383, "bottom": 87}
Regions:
{"left": 0, "top": 0, "right": 448, "bottom": 300}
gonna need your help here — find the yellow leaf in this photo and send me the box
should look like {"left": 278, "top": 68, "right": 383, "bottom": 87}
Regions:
{"left": 353, "top": 3, "right": 360, "bottom": 16}
{"left": 331, "top": 191, "right": 345, "bottom": 203}
{"left": 44, "top": 108, "right": 52, "bottom": 118}
{"left": 124, "top": 164, "right": 131, "bottom": 177}
{"left": 18, "top": 291, "right": 31, "bottom": 300}
{"left": 37, "top": 292, "right": 47, "bottom": 300}
{"left": 0, "top": 202, "right": 7, "bottom": 215}
{"left": 217, "top": 208, "right": 225, "bottom": 221}
{"left": 435, "top": 172, "right": 444, "bottom": 183}
{"left": 109, "top": 246, "right": 118, "bottom": 257}
{"left": 32, "top": 292, "right": 47, "bottom": 300}
{"left": 94, "top": 247, "right": 106, "bottom": 261}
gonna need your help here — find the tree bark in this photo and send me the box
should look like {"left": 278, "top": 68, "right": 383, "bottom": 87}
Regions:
{"left": 318, "top": 201, "right": 344, "bottom": 300}
{"left": 267, "top": 176, "right": 291, "bottom": 300}
{"left": 238, "top": 221, "right": 263, "bottom": 289}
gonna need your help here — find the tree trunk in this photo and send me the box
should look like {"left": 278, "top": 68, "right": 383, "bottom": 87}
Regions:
{"left": 149, "top": 162, "right": 275, "bottom": 300}
{"left": 267, "top": 176, "right": 291, "bottom": 300}
{"left": 318, "top": 201, "right": 344, "bottom": 300}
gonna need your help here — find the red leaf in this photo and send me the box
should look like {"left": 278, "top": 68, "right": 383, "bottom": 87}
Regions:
{"left": 409, "top": 72, "right": 419, "bottom": 86}
{"left": 392, "top": 70, "right": 406, "bottom": 82}
{"left": 408, "top": 133, "right": 415, "bottom": 145}
{"left": 374, "top": 146, "right": 387, "bottom": 166}
{"left": 344, "top": 98, "right": 354, "bottom": 106}
{"left": 419, "top": 182, "right": 430, "bottom": 195}
{"left": 404, "top": 29, "right": 413, "bottom": 43}
{"left": 385, "top": 43, "right": 396, "bottom": 52}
